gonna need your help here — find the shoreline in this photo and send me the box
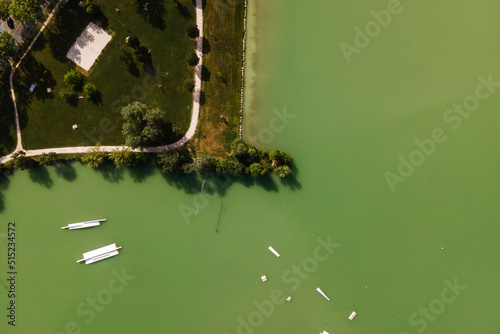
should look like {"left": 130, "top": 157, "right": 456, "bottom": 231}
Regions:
{"left": 238, "top": 0, "right": 249, "bottom": 139}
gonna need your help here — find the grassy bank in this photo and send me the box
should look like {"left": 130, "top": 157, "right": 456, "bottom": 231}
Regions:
{"left": 194, "top": 0, "right": 245, "bottom": 157}
{"left": 0, "top": 71, "right": 17, "bottom": 156}
{"left": 15, "top": 0, "right": 196, "bottom": 150}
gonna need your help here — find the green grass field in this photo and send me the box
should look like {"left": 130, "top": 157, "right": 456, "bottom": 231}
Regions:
{"left": 194, "top": 0, "right": 245, "bottom": 157}
{"left": 15, "top": 0, "right": 196, "bottom": 150}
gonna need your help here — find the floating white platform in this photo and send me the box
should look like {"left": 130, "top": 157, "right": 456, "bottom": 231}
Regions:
{"left": 349, "top": 311, "right": 357, "bottom": 320}
{"left": 77, "top": 243, "right": 122, "bottom": 264}
{"left": 316, "top": 287, "right": 330, "bottom": 301}
{"left": 268, "top": 246, "right": 280, "bottom": 257}
{"left": 62, "top": 219, "right": 106, "bottom": 230}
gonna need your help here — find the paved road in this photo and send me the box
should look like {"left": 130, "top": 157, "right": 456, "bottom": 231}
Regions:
{"left": 0, "top": 0, "right": 204, "bottom": 164}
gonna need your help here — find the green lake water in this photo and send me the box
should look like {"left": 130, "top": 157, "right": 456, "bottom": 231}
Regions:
{"left": 2, "top": 0, "right": 500, "bottom": 333}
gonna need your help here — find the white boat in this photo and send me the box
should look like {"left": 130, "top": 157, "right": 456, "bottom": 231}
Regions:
{"left": 316, "top": 287, "right": 330, "bottom": 301}
{"left": 268, "top": 246, "right": 280, "bottom": 257}
{"left": 62, "top": 219, "right": 106, "bottom": 230}
{"left": 349, "top": 311, "right": 357, "bottom": 320}
{"left": 77, "top": 243, "right": 122, "bottom": 264}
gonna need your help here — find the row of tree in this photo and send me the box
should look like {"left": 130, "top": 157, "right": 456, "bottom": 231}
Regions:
{"left": 0, "top": 142, "right": 293, "bottom": 178}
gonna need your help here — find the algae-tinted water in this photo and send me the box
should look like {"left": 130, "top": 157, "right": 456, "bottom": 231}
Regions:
{"left": 1, "top": 0, "right": 500, "bottom": 333}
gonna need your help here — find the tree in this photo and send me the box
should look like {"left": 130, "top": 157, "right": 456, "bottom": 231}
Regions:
{"left": 247, "top": 162, "right": 266, "bottom": 177}
{"left": 82, "top": 82, "right": 97, "bottom": 99}
{"left": 9, "top": 0, "right": 40, "bottom": 25}
{"left": 37, "top": 152, "right": 58, "bottom": 166}
{"left": 155, "top": 150, "right": 181, "bottom": 173}
{"left": 110, "top": 148, "right": 145, "bottom": 168}
{"left": 274, "top": 165, "right": 291, "bottom": 178}
{"left": 121, "top": 102, "right": 171, "bottom": 149}
{"left": 9, "top": 151, "right": 38, "bottom": 170}
{"left": 0, "top": 0, "right": 10, "bottom": 20}
{"left": 186, "top": 52, "right": 199, "bottom": 66}
{"left": 63, "top": 69, "right": 84, "bottom": 88}
{"left": 0, "top": 162, "right": 13, "bottom": 175}
{"left": 269, "top": 150, "right": 291, "bottom": 165}
{"left": 216, "top": 159, "right": 244, "bottom": 176}
{"left": 82, "top": 0, "right": 98, "bottom": 16}
{"left": 184, "top": 153, "right": 216, "bottom": 175}
{"left": 0, "top": 31, "right": 16, "bottom": 68}
{"left": 231, "top": 139, "right": 249, "bottom": 159}
{"left": 81, "top": 146, "right": 108, "bottom": 168}
{"left": 186, "top": 25, "right": 199, "bottom": 39}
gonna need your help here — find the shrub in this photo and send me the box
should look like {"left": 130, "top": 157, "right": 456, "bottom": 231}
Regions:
{"left": 186, "top": 25, "right": 199, "bottom": 39}
{"left": 63, "top": 69, "right": 84, "bottom": 88}
{"left": 186, "top": 52, "right": 199, "bottom": 66}
{"left": 183, "top": 78, "right": 195, "bottom": 92}
{"left": 82, "top": 83, "right": 97, "bottom": 99}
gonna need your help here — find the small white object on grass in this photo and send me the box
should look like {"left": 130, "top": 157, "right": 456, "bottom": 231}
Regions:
{"left": 349, "top": 311, "right": 357, "bottom": 320}
{"left": 268, "top": 246, "right": 280, "bottom": 257}
{"left": 261, "top": 275, "right": 267, "bottom": 282}
{"left": 72, "top": 124, "right": 78, "bottom": 130}
{"left": 286, "top": 296, "right": 292, "bottom": 302}
{"left": 316, "top": 287, "right": 330, "bottom": 301}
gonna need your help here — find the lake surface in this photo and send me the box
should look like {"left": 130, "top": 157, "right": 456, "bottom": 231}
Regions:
{"left": 2, "top": 0, "right": 500, "bottom": 333}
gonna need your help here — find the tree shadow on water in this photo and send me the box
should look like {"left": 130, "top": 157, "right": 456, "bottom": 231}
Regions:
{"left": 280, "top": 160, "right": 302, "bottom": 191}
{"left": 161, "top": 172, "right": 202, "bottom": 195}
{"left": 28, "top": 166, "right": 54, "bottom": 188}
{"left": 95, "top": 163, "right": 125, "bottom": 183}
{"left": 128, "top": 164, "right": 158, "bottom": 183}
{"left": 0, "top": 175, "right": 10, "bottom": 213}
{"left": 54, "top": 162, "right": 77, "bottom": 181}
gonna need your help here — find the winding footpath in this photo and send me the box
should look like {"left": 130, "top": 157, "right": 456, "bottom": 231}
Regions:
{"left": 0, "top": 0, "right": 203, "bottom": 164}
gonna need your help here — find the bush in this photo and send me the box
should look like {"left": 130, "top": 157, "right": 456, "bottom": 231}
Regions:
{"left": 63, "top": 69, "right": 84, "bottom": 88}
{"left": 247, "top": 162, "right": 266, "bottom": 177}
{"left": 81, "top": 147, "right": 108, "bottom": 168}
{"left": 186, "top": 52, "right": 199, "bottom": 66}
{"left": 83, "top": 0, "right": 98, "bottom": 15}
{"left": 82, "top": 83, "right": 97, "bottom": 99}
{"left": 186, "top": 25, "right": 199, "bottom": 39}
{"left": 274, "top": 165, "right": 292, "bottom": 178}
{"left": 37, "top": 152, "right": 58, "bottom": 166}
{"left": 183, "top": 78, "right": 195, "bottom": 92}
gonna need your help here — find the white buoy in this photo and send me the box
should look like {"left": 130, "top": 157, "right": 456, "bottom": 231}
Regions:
{"left": 261, "top": 275, "right": 267, "bottom": 282}
{"left": 349, "top": 311, "right": 357, "bottom": 320}
{"left": 316, "top": 287, "right": 330, "bottom": 301}
{"left": 268, "top": 246, "right": 280, "bottom": 257}
{"left": 286, "top": 296, "right": 292, "bottom": 302}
